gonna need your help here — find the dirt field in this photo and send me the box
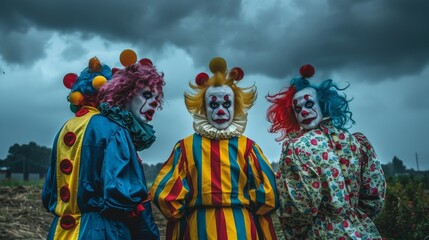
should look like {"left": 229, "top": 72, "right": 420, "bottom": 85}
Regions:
{"left": 0, "top": 186, "right": 167, "bottom": 240}
{"left": 0, "top": 186, "right": 282, "bottom": 239}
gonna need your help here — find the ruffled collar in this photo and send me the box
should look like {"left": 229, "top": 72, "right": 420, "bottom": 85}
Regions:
{"left": 98, "top": 103, "right": 156, "bottom": 151}
{"left": 286, "top": 117, "right": 332, "bottom": 140}
{"left": 192, "top": 113, "right": 247, "bottom": 140}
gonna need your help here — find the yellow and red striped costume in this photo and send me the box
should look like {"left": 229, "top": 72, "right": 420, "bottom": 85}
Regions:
{"left": 151, "top": 133, "right": 278, "bottom": 239}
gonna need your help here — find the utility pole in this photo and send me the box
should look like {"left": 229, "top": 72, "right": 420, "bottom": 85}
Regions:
{"left": 415, "top": 152, "right": 419, "bottom": 172}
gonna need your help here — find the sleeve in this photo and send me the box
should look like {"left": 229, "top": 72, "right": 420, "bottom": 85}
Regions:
{"left": 275, "top": 140, "right": 322, "bottom": 238}
{"left": 247, "top": 142, "right": 279, "bottom": 240}
{"left": 151, "top": 141, "right": 190, "bottom": 220}
{"left": 247, "top": 142, "right": 279, "bottom": 215}
{"left": 42, "top": 133, "right": 60, "bottom": 212}
{"left": 101, "top": 127, "right": 148, "bottom": 215}
{"left": 353, "top": 132, "right": 386, "bottom": 219}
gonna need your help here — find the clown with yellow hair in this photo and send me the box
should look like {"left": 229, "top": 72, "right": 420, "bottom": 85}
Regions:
{"left": 151, "top": 57, "right": 279, "bottom": 240}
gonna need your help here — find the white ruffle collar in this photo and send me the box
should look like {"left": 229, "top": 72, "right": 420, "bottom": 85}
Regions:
{"left": 192, "top": 113, "right": 247, "bottom": 140}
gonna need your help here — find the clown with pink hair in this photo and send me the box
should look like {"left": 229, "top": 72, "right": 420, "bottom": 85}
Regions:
{"left": 42, "top": 50, "right": 164, "bottom": 240}
{"left": 266, "top": 64, "right": 386, "bottom": 239}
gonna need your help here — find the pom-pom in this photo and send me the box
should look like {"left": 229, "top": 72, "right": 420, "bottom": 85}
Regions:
{"left": 209, "top": 57, "right": 227, "bottom": 74}
{"left": 229, "top": 67, "right": 244, "bottom": 81}
{"left": 69, "top": 91, "right": 83, "bottom": 106}
{"left": 88, "top": 57, "right": 102, "bottom": 72}
{"left": 120, "top": 49, "right": 137, "bottom": 67}
{"left": 69, "top": 104, "right": 79, "bottom": 113}
{"left": 299, "top": 64, "right": 315, "bottom": 78}
{"left": 92, "top": 75, "right": 107, "bottom": 89}
{"left": 63, "top": 73, "right": 78, "bottom": 89}
{"left": 195, "top": 72, "right": 209, "bottom": 86}
{"left": 112, "top": 68, "right": 120, "bottom": 75}
{"left": 139, "top": 58, "right": 153, "bottom": 67}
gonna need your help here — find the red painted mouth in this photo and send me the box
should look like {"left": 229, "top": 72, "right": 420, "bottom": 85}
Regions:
{"left": 302, "top": 117, "right": 316, "bottom": 125}
{"left": 214, "top": 119, "right": 229, "bottom": 123}
{"left": 144, "top": 109, "right": 155, "bottom": 121}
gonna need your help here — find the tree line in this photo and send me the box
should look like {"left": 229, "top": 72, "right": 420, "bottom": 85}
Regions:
{"left": 1, "top": 142, "right": 428, "bottom": 183}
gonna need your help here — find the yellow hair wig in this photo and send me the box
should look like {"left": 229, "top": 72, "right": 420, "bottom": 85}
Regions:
{"left": 185, "top": 58, "right": 257, "bottom": 117}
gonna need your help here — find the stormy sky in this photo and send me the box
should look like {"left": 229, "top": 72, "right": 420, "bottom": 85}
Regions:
{"left": 0, "top": 0, "right": 428, "bottom": 170}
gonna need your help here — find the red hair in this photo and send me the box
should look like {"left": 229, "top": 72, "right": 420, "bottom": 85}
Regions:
{"left": 266, "top": 86, "right": 300, "bottom": 141}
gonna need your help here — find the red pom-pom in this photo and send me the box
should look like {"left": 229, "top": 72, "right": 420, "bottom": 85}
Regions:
{"left": 195, "top": 72, "right": 209, "bottom": 86}
{"left": 139, "top": 58, "right": 153, "bottom": 67}
{"left": 112, "top": 68, "right": 120, "bottom": 75}
{"left": 230, "top": 67, "right": 244, "bottom": 81}
{"left": 299, "top": 64, "right": 315, "bottom": 78}
{"left": 63, "top": 73, "right": 78, "bottom": 89}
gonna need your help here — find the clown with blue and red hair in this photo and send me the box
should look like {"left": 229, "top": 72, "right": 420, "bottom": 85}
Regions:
{"left": 266, "top": 64, "right": 386, "bottom": 239}
{"left": 42, "top": 49, "right": 164, "bottom": 240}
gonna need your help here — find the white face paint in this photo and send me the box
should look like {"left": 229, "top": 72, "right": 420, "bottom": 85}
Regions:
{"left": 292, "top": 87, "right": 323, "bottom": 130}
{"left": 128, "top": 87, "right": 160, "bottom": 124}
{"left": 205, "top": 85, "right": 234, "bottom": 130}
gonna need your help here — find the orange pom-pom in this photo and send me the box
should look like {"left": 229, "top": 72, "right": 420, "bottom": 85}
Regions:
{"left": 120, "top": 49, "right": 137, "bottom": 67}
{"left": 69, "top": 91, "right": 83, "bottom": 106}
{"left": 88, "top": 57, "right": 102, "bottom": 72}
{"left": 92, "top": 76, "right": 107, "bottom": 89}
{"left": 209, "top": 57, "right": 227, "bottom": 74}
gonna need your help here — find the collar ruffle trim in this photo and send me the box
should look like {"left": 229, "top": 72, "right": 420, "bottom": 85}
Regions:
{"left": 287, "top": 117, "right": 332, "bottom": 140}
{"left": 192, "top": 113, "right": 247, "bottom": 140}
{"left": 98, "top": 103, "right": 156, "bottom": 151}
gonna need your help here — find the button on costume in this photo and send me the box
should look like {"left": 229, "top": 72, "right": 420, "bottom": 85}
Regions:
{"left": 42, "top": 50, "right": 164, "bottom": 240}
{"left": 266, "top": 65, "right": 386, "bottom": 239}
{"left": 151, "top": 57, "right": 279, "bottom": 240}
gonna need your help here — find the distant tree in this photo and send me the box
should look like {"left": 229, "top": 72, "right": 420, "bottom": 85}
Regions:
{"left": 392, "top": 156, "right": 406, "bottom": 174}
{"left": 142, "top": 162, "right": 163, "bottom": 185}
{"left": 0, "top": 142, "right": 51, "bottom": 180}
{"left": 271, "top": 161, "right": 279, "bottom": 172}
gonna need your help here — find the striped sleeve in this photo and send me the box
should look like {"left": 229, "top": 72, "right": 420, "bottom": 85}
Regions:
{"left": 151, "top": 141, "right": 190, "bottom": 220}
{"left": 247, "top": 142, "right": 279, "bottom": 215}
{"left": 247, "top": 141, "right": 279, "bottom": 240}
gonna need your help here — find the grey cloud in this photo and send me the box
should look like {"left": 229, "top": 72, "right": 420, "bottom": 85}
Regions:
{"left": 1, "top": 0, "right": 429, "bottom": 81}
{"left": 61, "top": 40, "right": 87, "bottom": 61}
{"left": 0, "top": 29, "right": 50, "bottom": 65}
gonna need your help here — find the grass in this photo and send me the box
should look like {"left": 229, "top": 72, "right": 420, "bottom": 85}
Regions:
{"left": 0, "top": 179, "right": 45, "bottom": 187}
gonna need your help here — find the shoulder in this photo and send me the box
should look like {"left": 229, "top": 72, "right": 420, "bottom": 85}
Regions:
{"left": 88, "top": 114, "right": 121, "bottom": 130}
{"left": 352, "top": 132, "right": 374, "bottom": 151}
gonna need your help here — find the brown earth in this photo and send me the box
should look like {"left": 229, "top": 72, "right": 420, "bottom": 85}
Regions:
{"left": 0, "top": 186, "right": 167, "bottom": 240}
{"left": 0, "top": 186, "right": 282, "bottom": 239}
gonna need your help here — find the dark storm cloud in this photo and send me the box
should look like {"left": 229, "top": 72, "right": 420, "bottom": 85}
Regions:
{"left": 1, "top": 0, "right": 429, "bottom": 80}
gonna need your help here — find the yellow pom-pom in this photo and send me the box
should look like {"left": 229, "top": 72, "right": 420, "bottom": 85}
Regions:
{"left": 69, "top": 91, "right": 83, "bottom": 106}
{"left": 92, "top": 75, "right": 107, "bottom": 89}
{"left": 120, "top": 49, "right": 137, "bottom": 67}
{"left": 209, "top": 57, "right": 227, "bottom": 74}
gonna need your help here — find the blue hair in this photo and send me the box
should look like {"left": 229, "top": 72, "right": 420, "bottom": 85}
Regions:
{"left": 292, "top": 77, "right": 355, "bottom": 129}
{"left": 71, "top": 64, "right": 112, "bottom": 95}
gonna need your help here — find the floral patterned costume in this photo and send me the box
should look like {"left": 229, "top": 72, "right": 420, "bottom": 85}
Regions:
{"left": 276, "top": 120, "right": 386, "bottom": 239}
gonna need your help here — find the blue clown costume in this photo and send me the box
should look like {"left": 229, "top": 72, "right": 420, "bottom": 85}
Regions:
{"left": 42, "top": 56, "right": 158, "bottom": 239}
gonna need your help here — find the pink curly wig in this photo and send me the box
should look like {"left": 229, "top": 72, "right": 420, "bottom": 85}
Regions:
{"left": 98, "top": 62, "right": 165, "bottom": 109}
